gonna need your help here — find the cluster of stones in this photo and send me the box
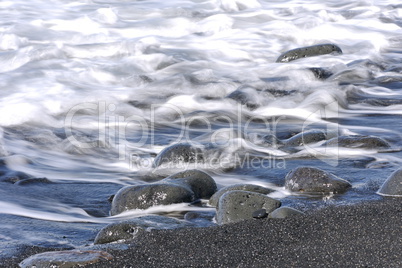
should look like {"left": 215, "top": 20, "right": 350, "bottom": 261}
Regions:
{"left": 18, "top": 44, "right": 402, "bottom": 266}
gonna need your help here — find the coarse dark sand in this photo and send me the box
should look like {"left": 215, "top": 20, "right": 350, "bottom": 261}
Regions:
{"left": 2, "top": 199, "right": 401, "bottom": 268}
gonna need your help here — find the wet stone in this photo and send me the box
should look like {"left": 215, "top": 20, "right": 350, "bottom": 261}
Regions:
{"left": 308, "top": 67, "right": 333, "bottom": 80}
{"left": 226, "top": 88, "right": 259, "bottom": 109}
{"left": 377, "top": 168, "right": 402, "bottom": 196}
{"left": 285, "top": 166, "right": 352, "bottom": 194}
{"left": 94, "top": 215, "right": 193, "bottom": 244}
{"left": 14, "top": 177, "right": 52, "bottom": 185}
{"left": 162, "top": 169, "right": 217, "bottom": 199}
{"left": 110, "top": 183, "right": 195, "bottom": 216}
{"left": 268, "top": 206, "right": 305, "bottom": 219}
{"left": 325, "top": 135, "right": 390, "bottom": 149}
{"left": 216, "top": 190, "right": 281, "bottom": 225}
{"left": 153, "top": 143, "right": 204, "bottom": 168}
{"left": 252, "top": 209, "right": 268, "bottom": 219}
{"left": 19, "top": 250, "right": 113, "bottom": 268}
{"left": 0, "top": 170, "right": 32, "bottom": 183}
{"left": 184, "top": 211, "right": 216, "bottom": 227}
{"left": 209, "top": 184, "right": 275, "bottom": 207}
{"left": 284, "top": 129, "right": 327, "bottom": 148}
{"left": 276, "top": 43, "right": 342, "bottom": 63}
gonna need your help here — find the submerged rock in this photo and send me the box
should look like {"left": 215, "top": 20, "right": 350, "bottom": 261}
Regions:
{"left": 226, "top": 88, "right": 259, "bottom": 109}
{"left": 276, "top": 43, "right": 342, "bottom": 63}
{"left": 325, "top": 135, "right": 390, "bottom": 149}
{"left": 110, "top": 184, "right": 194, "bottom": 215}
{"left": 268, "top": 206, "right": 305, "bottom": 219}
{"left": 377, "top": 169, "right": 402, "bottom": 196}
{"left": 184, "top": 211, "right": 216, "bottom": 227}
{"left": 308, "top": 67, "right": 333, "bottom": 80}
{"left": 94, "top": 215, "right": 193, "bottom": 244}
{"left": 19, "top": 250, "right": 113, "bottom": 268}
{"left": 285, "top": 166, "right": 351, "bottom": 194}
{"left": 284, "top": 129, "right": 327, "bottom": 147}
{"left": 162, "top": 169, "right": 217, "bottom": 199}
{"left": 153, "top": 143, "right": 204, "bottom": 168}
{"left": 216, "top": 190, "right": 281, "bottom": 225}
{"left": 209, "top": 184, "right": 274, "bottom": 207}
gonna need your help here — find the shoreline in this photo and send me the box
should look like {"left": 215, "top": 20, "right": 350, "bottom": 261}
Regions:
{"left": 3, "top": 198, "right": 401, "bottom": 267}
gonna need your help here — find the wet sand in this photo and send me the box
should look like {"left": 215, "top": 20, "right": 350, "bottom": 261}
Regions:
{"left": 3, "top": 198, "right": 401, "bottom": 268}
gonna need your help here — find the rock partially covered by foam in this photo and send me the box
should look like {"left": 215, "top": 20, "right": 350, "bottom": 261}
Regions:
{"left": 19, "top": 250, "right": 113, "bottom": 268}
{"left": 153, "top": 143, "right": 204, "bottom": 168}
{"left": 377, "top": 169, "right": 402, "bottom": 196}
{"left": 325, "top": 135, "right": 390, "bottom": 149}
{"left": 216, "top": 190, "right": 281, "bottom": 225}
{"left": 285, "top": 167, "right": 351, "bottom": 194}
{"left": 283, "top": 129, "right": 327, "bottom": 147}
{"left": 209, "top": 184, "right": 274, "bottom": 207}
{"left": 94, "top": 215, "right": 193, "bottom": 244}
{"left": 276, "top": 43, "right": 342, "bottom": 63}
{"left": 110, "top": 184, "right": 194, "bottom": 215}
{"left": 111, "top": 170, "right": 217, "bottom": 215}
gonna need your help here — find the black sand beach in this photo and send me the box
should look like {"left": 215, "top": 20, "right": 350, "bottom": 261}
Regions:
{"left": 3, "top": 199, "right": 401, "bottom": 268}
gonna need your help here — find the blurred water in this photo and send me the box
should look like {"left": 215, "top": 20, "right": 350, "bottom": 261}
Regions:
{"left": 1, "top": 0, "right": 402, "bottom": 258}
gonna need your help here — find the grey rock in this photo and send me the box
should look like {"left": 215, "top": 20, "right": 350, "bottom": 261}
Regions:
{"left": 268, "top": 206, "right": 305, "bottom": 219}
{"left": 209, "top": 184, "right": 274, "bottom": 207}
{"left": 216, "top": 190, "right": 281, "bottom": 225}
{"left": 377, "top": 168, "right": 402, "bottom": 196}
{"left": 284, "top": 129, "right": 327, "bottom": 147}
{"left": 19, "top": 250, "right": 113, "bottom": 268}
{"left": 276, "top": 43, "right": 342, "bottom": 63}
{"left": 153, "top": 143, "right": 204, "bottom": 168}
{"left": 285, "top": 166, "right": 352, "bottom": 194}
{"left": 110, "top": 184, "right": 194, "bottom": 216}
{"left": 325, "top": 135, "right": 390, "bottom": 149}
{"left": 163, "top": 169, "right": 217, "bottom": 199}
{"left": 94, "top": 215, "right": 193, "bottom": 244}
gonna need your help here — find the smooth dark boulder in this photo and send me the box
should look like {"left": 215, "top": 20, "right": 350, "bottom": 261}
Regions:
{"left": 285, "top": 166, "right": 351, "bottom": 194}
{"left": 162, "top": 169, "right": 217, "bottom": 199}
{"left": 94, "top": 215, "right": 193, "bottom": 244}
{"left": 276, "top": 43, "right": 342, "bottom": 63}
{"left": 19, "top": 250, "right": 113, "bottom": 268}
{"left": 325, "top": 135, "right": 390, "bottom": 149}
{"left": 110, "top": 184, "right": 194, "bottom": 215}
{"left": 268, "top": 206, "right": 305, "bottom": 219}
{"left": 377, "top": 168, "right": 402, "bottom": 196}
{"left": 209, "top": 184, "right": 274, "bottom": 207}
{"left": 153, "top": 143, "right": 204, "bottom": 168}
{"left": 216, "top": 190, "right": 281, "bottom": 225}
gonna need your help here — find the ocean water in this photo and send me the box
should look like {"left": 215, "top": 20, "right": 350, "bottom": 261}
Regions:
{"left": 1, "top": 0, "right": 402, "bottom": 259}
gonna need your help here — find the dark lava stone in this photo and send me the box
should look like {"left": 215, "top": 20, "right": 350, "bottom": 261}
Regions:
{"left": 110, "top": 184, "right": 195, "bottom": 215}
{"left": 216, "top": 190, "right": 281, "bottom": 225}
{"left": 284, "top": 166, "right": 351, "bottom": 194}
{"left": 162, "top": 169, "right": 217, "bottom": 199}
{"left": 153, "top": 143, "right": 204, "bottom": 168}
{"left": 209, "top": 184, "right": 274, "bottom": 207}
{"left": 325, "top": 135, "right": 390, "bottom": 149}
{"left": 276, "top": 43, "right": 342, "bottom": 63}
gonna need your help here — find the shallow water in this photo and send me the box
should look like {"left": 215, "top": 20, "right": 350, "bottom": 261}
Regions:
{"left": 1, "top": 0, "right": 402, "bottom": 259}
